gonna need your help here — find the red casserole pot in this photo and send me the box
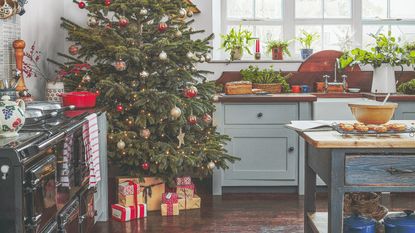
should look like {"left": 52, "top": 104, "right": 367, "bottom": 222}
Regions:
{"left": 60, "top": 91, "right": 98, "bottom": 109}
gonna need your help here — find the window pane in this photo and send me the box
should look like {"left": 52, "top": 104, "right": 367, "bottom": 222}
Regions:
{"left": 295, "top": 25, "right": 323, "bottom": 52}
{"left": 362, "top": 25, "right": 389, "bottom": 48}
{"left": 324, "top": 0, "right": 351, "bottom": 18}
{"left": 255, "top": 0, "right": 282, "bottom": 19}
{"left": 391, "top": 25, "right": 415, "bottom": 43}
{"left": 323, "top": 25, "right": 352, "bottom": 51}
{"left": 362, "top": 0, "right": 387, "bottom": 19}
{"left": 296, "top": 0, "right": 322, "bottom": 18}
{"left": 227, "top": 0, "right": 254, "bottom": 19}
{"left": 256, "top": 26, "right": 283, "bottom": 57}
{"left": 391, "top": 0, "right": 415, "bottom": 19}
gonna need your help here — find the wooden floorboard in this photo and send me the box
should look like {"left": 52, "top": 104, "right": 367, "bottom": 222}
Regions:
{"left": 94, "top": 193, "right": 415, "bottom": 233}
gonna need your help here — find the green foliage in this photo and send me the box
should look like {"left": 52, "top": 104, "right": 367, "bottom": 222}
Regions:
{"left": 398, "top": 79, "right": 415, "bottom": 95}
{"left": 60, "top": 0, "right": 239, "bottom": 185}
{"left": 340, "top": 32, "right": 415, "bottom": 69}
{"left": 240, "top": 65, "right": 291, "bottom": 92}
{"left": 266, "top": 40, "right": 291, "bottom": 57}
{"left": 405, "top": 41, "right": 415, "bottom": 51}
{"left": 296, "top": 30, "right": 320, "bottom": 49}
{"left": 221, "top": 25, "right": 254, "bottom": 59}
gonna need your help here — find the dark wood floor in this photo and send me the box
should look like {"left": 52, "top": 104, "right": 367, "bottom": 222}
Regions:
{"left": 94, "top": 192, "right": 415, "bottom": 233}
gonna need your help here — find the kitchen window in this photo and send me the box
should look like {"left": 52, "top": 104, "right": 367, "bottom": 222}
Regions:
{"left": 219, "top": 0, "right": 415, "bottom": 60}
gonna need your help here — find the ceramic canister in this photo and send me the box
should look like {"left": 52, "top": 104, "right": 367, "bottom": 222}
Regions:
{"left": 344, "top": 215, "right": 376, "bottom": 233}
{"left": 291, "top": 85, "right": 301, "bottom": 93}
{"left": 384, "top": 210, "right": 415, "bottom": 233}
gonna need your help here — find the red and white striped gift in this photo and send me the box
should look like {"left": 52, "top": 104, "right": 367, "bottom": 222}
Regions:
{"left": 111, "top": 204, "right": 147, "bottom": 222}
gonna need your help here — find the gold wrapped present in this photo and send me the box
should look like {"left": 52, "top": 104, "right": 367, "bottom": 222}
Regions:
{"left": 161, "top": 203, "right": 179, "bottom": 216}
{"left": 178, "top": 195, "right": 201, "bottom": 210}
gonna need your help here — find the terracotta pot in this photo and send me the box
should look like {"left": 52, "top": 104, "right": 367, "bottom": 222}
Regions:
{"left": 252, "top": 83, "right": 282, "bottom": 94}
{"left": 272, "top": 47, "right": 284, "bottom": 60}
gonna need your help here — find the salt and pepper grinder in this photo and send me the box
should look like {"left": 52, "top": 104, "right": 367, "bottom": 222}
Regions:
{"left": 255, "top": 39, "right": 261, "bottom": 60}
{"left": 13, "top": 39, "right": 32, "bottom": 102}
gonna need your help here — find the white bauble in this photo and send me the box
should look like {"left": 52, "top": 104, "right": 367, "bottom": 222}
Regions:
{"left": 140, "top": 70, "right": 149, "bottom": 78}
{"left": 159, "top": 51, "right": 168, "bottom": 60}
{"left": 170, "top": 106, "right": 182, "bottom": 119}
{"left": 139, "top": 8, "right": 148, "bottom": 15}
{"left": 207, "top": 161, "right": 216, "bottom": 170}
{"left": 117, "top": 140, "right": 126, "bottom": 150}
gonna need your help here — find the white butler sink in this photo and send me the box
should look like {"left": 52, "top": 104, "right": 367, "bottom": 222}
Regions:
{"left": 313, "top": 98, "right": 379, "bottom": 121}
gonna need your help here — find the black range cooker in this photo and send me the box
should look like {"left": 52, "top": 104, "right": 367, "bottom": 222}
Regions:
{"left": 0, "top": 106, "right": 98, "bottom": 233}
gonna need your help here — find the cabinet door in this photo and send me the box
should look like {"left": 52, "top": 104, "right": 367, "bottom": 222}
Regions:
{"left": 223, "top": 127, "right": 298, "bottom": 181}
{"left": 395, "top": 103, "right": 415, "bottom": 120}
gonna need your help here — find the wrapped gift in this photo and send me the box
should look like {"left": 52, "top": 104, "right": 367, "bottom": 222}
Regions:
{"left": 176, "top": 184, "right": 195, "bottom": 199}
{"left": 162, "top": 192, "right": 178, "bottom": 204}
{"left": 111, "top": 204, "right": 147, "bottom": 222}
{"left": 178, "top": 194, "right": 201, "bottom": 210}
{"left": 175, "top": 176, "right": 192, "bottom": 186}
{"left": 138, "top": 177, "right": 165, "bottom": 211}
{"left": 119, "top": 181, "right": 139, "bottom": 196}
{"left": 161, "top": 203, "right": 179, "bottom": 216}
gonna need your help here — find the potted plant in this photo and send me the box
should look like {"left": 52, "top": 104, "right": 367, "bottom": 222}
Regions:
{"left": 296, "top": 30, "right": 320, "bottom": 60}
{"left": 221, "top": 25, "right": 254, "bottom": 61}
{"left": 266, "top": 40, "right": 291, "bottom": 60}
{"left": 340, "top": 32, "right": 415, "bottom": 93}
{"left": 240, "top": 65, "right": 291, "bottom": 94}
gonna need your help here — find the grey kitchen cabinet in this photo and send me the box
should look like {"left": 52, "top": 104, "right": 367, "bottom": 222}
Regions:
{"left": 213, "top": 101, "right": 313, "bottom": 195}
{"left": 394, "top": 102, "right": 415, "bottom": 120}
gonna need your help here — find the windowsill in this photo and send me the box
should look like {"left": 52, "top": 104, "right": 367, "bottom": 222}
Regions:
{"left": 208, "top": 60, "right": 304, "bottom": 64}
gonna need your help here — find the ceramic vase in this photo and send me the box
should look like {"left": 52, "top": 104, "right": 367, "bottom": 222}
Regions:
{"left": 371, "top": 63, "right": 396, "bottom": 94}
{"left": 46, "top": 81, "right": 64, "bottom": 102}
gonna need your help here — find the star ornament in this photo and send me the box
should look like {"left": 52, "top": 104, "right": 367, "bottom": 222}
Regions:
{"left": 177, "top": 128, "right": 185, "bottom": 148}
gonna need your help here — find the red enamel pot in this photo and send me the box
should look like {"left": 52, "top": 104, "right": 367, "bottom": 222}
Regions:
{"left": 60, "top": 91, "right": 98, "bottom": 109}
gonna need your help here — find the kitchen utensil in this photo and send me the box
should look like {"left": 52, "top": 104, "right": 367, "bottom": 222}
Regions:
{"left": 383, "top": 93, "right": 391, "bottom": 105}
{"left": 348, "top": 88, "right": 361, "bottom": 93}
{"left": 60, "top": 92, "right": 98, "bottom": 109}
{"left": 348, "top": 102, "right": 398, "bottom": 125}
{"left": 291, "top": 85, "right": 301, "bottom": 93}
{"left": 0, "top": 95, "right": 25, "bottom": 137}
{"left": 384, "top": 210, "right": 415, "bottom": 233}
{"left": 0, "top": 89, "right": 18, "bottom": 101}
{"left": 344, "top": 214, "right": 376, "bottom": 233}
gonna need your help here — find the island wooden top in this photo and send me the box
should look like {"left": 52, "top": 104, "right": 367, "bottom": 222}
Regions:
{"left": 299, "top": 121, "right": 415, "bottom": 149}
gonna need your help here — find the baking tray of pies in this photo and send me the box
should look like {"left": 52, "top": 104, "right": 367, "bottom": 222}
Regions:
{"left": 332, "top": 122, "right": 415, "bottom": 137}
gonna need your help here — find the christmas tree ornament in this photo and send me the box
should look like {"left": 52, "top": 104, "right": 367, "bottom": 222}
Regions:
{"left": 187, "top": 115, "right": 197, "bottom": 125}
{"left": 205, "top": 54, "right": 212, "bottom": 62}
{"left": 139, "top": 8, "right": 148, "bottom": 16}
{"left": 170, "top": 106, "right": 182, "bottom": 119}
{"left": 159, "top": 51, "right": 168, "bottom": 60}
{"left": 179, "top": 8, "right": 187, "bottom": 17}
{"left": 141, "top": 162, "right": 150, "bottom": 170}
{"left": 104, "top": 0, "right": 111, "bottom": 7}
{"left": 207, "top": 161, "right": 216, "bottom": 170}
{"left": 158, "top": 22, "right": 168, "bottom": 32}
{"left": 175, "top": 30, "right": 182, "bottom": 38}
{"left": 68, "top": 45, "right": 79, "bottom": 55}
{"left": 140, "top": 128, "right": 151, "bottom": 139}
{"left": 114, "top": 59, "right": 127, "bottom": 71}
{"left": 95, "top": 90, "right": 100, "bottom": 95}
{"left": 87, "top": 16, "right": 99, "bottom": 27}
{"left": 187, "top": 10, "right": 193, "bottom": 17}
{"left": 131, "top": 80, "right": 138, "bottom": 87}
{"left": 117, "top": 140, "right": 126, "bottom": 150}
{"left": 186, "top": 51, "right": 194, "bottom": 59}
{"left": 78, "top": 1, "right": 86, "bottom": 9}
{"left": 139, "top": 70, "right": 149, "bottom": 78}
{"left": 116, "top": 104, "right": 123, "bottom": 112}
{"left": 82, "top": 74, "right": 91, "bottom": 83}
{"left": 105, "top": 23, "right": 112, "bottom": 29}
{"left": 118, "top": 17, "right": 129, "bottom": 27}
{"left": 183, "top": 86, "right": 198, "bottom": 98}
{"left": 212, "top": 95, "right": 219, "bottom": 102}
{"left": 177, "top": 128, "right": 185, "bottom": 148}
{"left": 202, "top": 113, "right": 212, "bottom": 124}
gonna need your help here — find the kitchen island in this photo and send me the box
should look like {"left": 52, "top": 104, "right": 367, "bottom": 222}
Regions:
{"left": 297, "top": 124, "right": 415, "bottom": 233}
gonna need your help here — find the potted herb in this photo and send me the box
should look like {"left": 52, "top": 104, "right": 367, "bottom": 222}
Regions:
{"left": 340, "top": 32, "right": 415, "bottom": 93}
{"left": 266, "top": 40, "right": 291, "bottom": 60}
{"left": 240, "top": 65, "right": 291, "bottom": 93}
{"left": 405, "top": 41, "right": 415, "bottom": 53}
{"left": 398, "top": 79, "right": 415, "bottom": 95}
{"left": 221, "top": 25, "right": 254, "bottom": 61}
{"left": 296, "top": 30, "right": 320, "bottom": 60}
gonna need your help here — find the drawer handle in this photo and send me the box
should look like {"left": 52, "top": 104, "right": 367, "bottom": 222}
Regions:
{"left": 288, "top": 147, "right": 295, "bottom": 152}
{"left": 387, "top": 167, "right": 415, "bottom": 175}
{"left": 257, "top": 113, "right": 263, "bottom": 118}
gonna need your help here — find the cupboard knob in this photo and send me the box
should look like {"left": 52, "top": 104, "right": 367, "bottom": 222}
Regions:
{"left": 288, "top": 147, "right": 295, "bottom": 152}
{"left": 257, "top": 113, "right": 263, "bottom": 118}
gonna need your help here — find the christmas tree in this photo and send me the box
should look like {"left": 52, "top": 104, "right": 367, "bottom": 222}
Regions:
{"left": 61, "top": 0, "right": 239, "bottom": 185}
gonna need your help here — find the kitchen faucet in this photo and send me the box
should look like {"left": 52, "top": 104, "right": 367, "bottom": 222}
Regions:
{"left": 323, "top": 59, "right": 348, "bottom": 93}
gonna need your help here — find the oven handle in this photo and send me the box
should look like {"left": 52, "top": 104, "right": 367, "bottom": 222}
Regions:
{"left": 65, "top": 113, "right": 90, "bottom": 134}
{"left": 32, "top": 213, "right": 42, "bottom": 224}
{"left": 36, "top": 132, "right": 65, "bottom": 151}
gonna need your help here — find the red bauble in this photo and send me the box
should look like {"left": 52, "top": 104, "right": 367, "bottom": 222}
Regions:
{"left": 78, "top": 1, "right": 86, "bottom": 9}
{"left": 183, "top": 86, "right": 198, "bottom": 98}
{"left": 202, "top": 114, "right": 212, "bottom": 124}
{"left": 116, "top": 104, "right": 123, "bottom": 112}
{"left": 119, "top": 18, "right": 129, "bottom": 27}
{"left": 104, "top": 0, "right": 111, "bottom": 6}
{"left": 158, "top": 22, "right": 168, "bottom": 32}
{"left": 68, "top": 45, "right": 79, "bottom": 55}
{"left": 95, "top": 90, "right": 100, "bottom": 95}
{"left": 141, "top": 162, "right": 150, "bottom": 170}
{"left": 187, "top": 115, "right": 197, "bottom": 125}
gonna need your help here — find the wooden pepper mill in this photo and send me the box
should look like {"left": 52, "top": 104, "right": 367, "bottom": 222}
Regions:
{"left": 13, "top": 39, "right": 27, "bottom": 92}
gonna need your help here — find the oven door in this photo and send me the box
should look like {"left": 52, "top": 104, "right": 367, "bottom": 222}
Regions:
{"left": 79, "top": 187, "right": 95, "bottom": 233}
{"left": 57, "top": 198, "right": 80, "bottom": 233}
{"left": 27, "top": 155, "right": 57, "bottom": 233}
{"left": 73, "top": 129, "right": 88, "bottom": 187}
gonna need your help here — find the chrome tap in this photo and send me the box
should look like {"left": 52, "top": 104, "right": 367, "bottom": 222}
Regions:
{"left": 334, "top": 58, "right": 340, "bottom": 83}
{"left": 342, "top": 74, "right": 348, "bottom": 93}
{"left": 323, "top": 75, "right": 330, "bottom": 92}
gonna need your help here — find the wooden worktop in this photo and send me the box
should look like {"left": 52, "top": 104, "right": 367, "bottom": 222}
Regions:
{"left": 300, "top": 121, "right": 415, "bottom": 149}
{"left": 216, "top": 93, "right": 317, "bottom": 103}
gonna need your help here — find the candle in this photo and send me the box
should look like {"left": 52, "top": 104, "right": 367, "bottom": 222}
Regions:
{"left": 256, "top": 39, "right": 260, "bottom": 53}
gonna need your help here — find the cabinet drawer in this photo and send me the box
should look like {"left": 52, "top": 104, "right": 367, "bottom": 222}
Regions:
{"left": 345, "top": 155, "right": 415, "bottom": 186}
{"left": 224, "top": 104, "right": 298, "bottom": 125}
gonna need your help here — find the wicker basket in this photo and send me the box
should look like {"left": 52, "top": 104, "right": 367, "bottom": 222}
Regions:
{"left": 225, "top": 81, "right": 253, "bottom": 95}
{"left": 344, "top": 192, "right": 388, "bottom": 221}
{"left": 252, "top": 83, "right": 282, "bottom": 94}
